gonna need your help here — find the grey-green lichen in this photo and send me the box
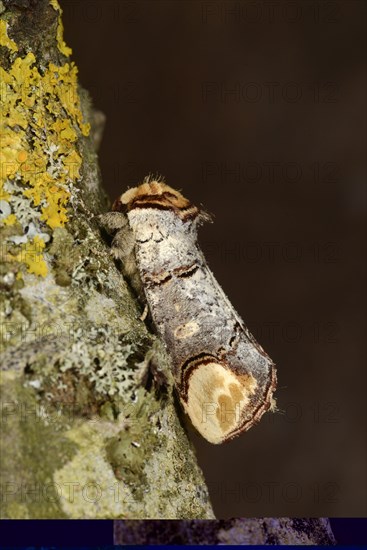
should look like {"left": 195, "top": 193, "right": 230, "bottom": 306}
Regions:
{"left": 0, "top": 0, "right": 214, "bottom": 520}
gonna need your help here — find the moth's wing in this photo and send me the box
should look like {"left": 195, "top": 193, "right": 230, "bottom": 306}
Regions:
{"left": 179, "top": 249, "right": 276, "bottom": 444}
{"left": 196, "top": 248, "right": 272, "bottom": 357}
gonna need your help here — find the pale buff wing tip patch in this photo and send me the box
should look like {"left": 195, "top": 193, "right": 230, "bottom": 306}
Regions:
{"left": 184, "top": 362, "right": 259, "bottom": 444}
{"left": 107, "top": 179, "right": 277, "bottom": 444}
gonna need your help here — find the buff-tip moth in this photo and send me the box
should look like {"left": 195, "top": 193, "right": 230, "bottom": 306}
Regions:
{"left": 99, "top": 178, "right": 277, "bottom": 444}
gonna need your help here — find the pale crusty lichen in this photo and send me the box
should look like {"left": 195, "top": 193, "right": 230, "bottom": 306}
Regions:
{"left": 53, "top": 388, "right": 214, "bottom": 519}
{"left": 53, "top": 418, "right": 133, "bottom": 519}
{"left": 54, "top": 388, "right": 159, "bottom": 518}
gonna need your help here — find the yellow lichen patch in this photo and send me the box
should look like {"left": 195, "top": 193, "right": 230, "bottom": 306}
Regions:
{"left": 0, "top": 184, "right": 10, "bottom": 202}
{"left": 49, "top": 0, "right": 73, "bottom": 57}
{"left": 3, "top": 234, "right": 48, "bottom": 276}
{"left": 15, "top": 236, "right": 48, "bottom": 277}
{"left": 2, "top": 213, "right": 17, "bottom": 226}
{"left": 52, "top": 119, "right": 77, "bottom": 143}
{"left": 40, "top": 186, "right": 71, "bottom": 229}
{"left": 0, "top": 20, "right": 18, "bottom": 52}
{"left": 0, "top": 34, "right": 90, "bottom": 276}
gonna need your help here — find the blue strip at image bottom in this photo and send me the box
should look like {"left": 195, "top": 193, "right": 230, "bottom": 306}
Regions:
{"left": 0, "top": 518, "right": 366, "bottom": 546}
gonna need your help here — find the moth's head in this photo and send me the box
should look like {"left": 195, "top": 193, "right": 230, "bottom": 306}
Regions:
{"left": 112, "top": 179, "right": 211, "bottom": 223}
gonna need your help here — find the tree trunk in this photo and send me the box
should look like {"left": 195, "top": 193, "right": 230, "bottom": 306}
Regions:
{"left": 0, "top": 0, "right": 213, "bottom": 519}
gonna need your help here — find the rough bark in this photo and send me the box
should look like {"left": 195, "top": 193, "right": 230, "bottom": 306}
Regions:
{"left": 114, "top": 518, "right": 336, "bottom": 545}
{"left": 0, "top": 0, "right": 213, "bottom": 519}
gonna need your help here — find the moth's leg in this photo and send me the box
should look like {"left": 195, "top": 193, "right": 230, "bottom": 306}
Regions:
{"left": 140, "top": 304, "right": 149, "bottom": 321}
{"left": 110, "top": 227, "right": 134, "bottom": 261}
{"left": 111, "top": 227, "right": 144, "bottom": 298}
{"left": 98, "top": 212, "right": 146, "bottom": 311}
{"left": 135, "top": 339, "right": 172, "bottom": 390}
{"left": 97, "top": 211, "right": 128, "bottom": 235}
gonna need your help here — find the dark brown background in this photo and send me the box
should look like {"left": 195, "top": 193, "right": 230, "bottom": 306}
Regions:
{"left": 61, "top": 0, "right": 366, "bottom": 518}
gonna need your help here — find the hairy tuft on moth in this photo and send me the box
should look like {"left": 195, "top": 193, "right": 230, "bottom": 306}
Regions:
{"left": 99, "top": 177, "right": 277, "bottom": 444}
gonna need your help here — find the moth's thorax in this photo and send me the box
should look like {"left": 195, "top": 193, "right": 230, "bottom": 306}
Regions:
{"left": 126, "top": 208, "right": 194, "bottom": 236}
{"left": 127, "top": 208, "right": 199, "bottom": 273}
